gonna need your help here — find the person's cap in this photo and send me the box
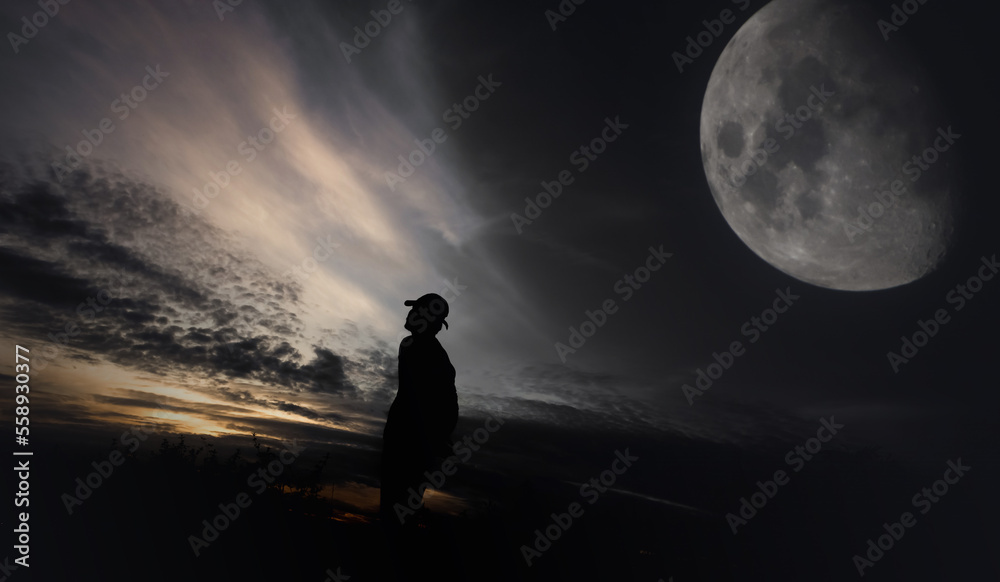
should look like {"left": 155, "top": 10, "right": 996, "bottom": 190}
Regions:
{"left": 404, "top": 293, "right": 449, "bottom": 329}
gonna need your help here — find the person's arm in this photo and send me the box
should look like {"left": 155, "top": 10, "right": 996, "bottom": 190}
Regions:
{"left": 442, "top": 347, "right": 458, "bottom": 438}
{"left": 442, "top": 382, "right": 458, "bottom": 439}
{"left": 428, "top": 351, "right": 458, "bottom": 447}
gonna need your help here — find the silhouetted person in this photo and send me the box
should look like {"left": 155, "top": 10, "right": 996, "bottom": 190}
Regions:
{"left": 379, "top": 293, "right": 458, "bottom": 575}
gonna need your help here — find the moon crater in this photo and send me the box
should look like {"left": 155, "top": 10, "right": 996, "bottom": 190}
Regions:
{"left": 699, "top": 0, "right": 958, "bottom": 291}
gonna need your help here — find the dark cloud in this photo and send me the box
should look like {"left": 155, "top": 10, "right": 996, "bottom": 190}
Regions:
{"left": 0, "top": 246, "right": 95, "bottom": 309}
{"left": 0, "top": 160, "right": 369, "bottom": 414}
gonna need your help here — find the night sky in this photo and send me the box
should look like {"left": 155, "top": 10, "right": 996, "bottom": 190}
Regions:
{"left": 1, "top": 0, "right": 997, "bottom": 580}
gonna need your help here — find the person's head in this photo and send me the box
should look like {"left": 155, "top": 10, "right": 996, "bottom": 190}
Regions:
{"left": 403, "top": 293, "right": 449, "bottom": 337}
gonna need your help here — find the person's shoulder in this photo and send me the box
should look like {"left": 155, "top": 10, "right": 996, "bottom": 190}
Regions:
{"left": 399, "top": 335, "right": 451, "bottom": 355}
{"left": 428, "top": 337, "right": 450, "bottom": 355}
{"left": 399, "top": 335, "right": 433, "bottom": 354}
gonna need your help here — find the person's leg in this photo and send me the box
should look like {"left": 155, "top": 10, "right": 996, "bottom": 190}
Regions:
{"left": 381, "top": 440, "right": 432, "bottom": 578}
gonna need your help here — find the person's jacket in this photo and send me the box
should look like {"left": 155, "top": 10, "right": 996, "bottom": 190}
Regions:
{"left": 385, "top": 334, "right": 458, "bottom": 456}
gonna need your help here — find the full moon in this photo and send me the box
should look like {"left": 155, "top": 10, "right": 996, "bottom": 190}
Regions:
{"left": 700, "top": 0, "right": 959, "bottom": 291}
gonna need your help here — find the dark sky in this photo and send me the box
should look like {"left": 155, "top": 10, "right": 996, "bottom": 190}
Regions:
{"left": 0, "top": 0, "right": 998, "bottom": 578}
